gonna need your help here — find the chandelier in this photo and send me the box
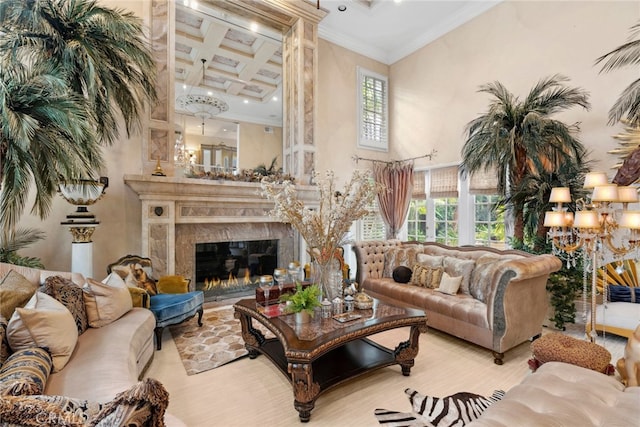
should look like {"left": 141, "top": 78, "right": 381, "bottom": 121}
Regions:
{"left": 176, "top": 58, "right": 229, "bottom": 135}
{"left": 544, "top": 171, "right": 640, "bottom": 342}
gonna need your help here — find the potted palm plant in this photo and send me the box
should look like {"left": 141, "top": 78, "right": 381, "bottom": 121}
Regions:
{"left": 279, "top": 283, "right": 321, "bottom": 324}
{"left": 0, "top": 0, "right": 157, "bottom": 263}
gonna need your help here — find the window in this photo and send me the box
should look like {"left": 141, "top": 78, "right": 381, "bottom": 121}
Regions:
{"left": 358, "top": 195, "right": 387, "bottom": 241}
{"left": 407, "top": 199, "right": 427, "bottom": 241}
{"left": 434, "top": 198, "right": 458, "bottom": 245}
{"left": 474, "top": 195, "right": 506, "bottom": 248}
{"left": 357, "top": 67, "right": 388, "bottom": 152}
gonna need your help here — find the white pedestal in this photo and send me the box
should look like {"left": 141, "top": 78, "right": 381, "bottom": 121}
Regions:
{"left": 71, "top": 242, "right": 93, "bottom": 278}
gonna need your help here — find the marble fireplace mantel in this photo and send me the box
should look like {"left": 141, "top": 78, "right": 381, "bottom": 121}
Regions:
{"left": 124, "top": 174, "right": 318, "bottom": 282}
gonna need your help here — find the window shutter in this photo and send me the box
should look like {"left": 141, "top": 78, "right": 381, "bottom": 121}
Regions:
{"left": 469, "top": 168, "right": 499, "bottom": 195}
{"left": 412, "top": 170, "right": 426, "bottom": 198}
{"left": 359, "top": 198, "right": 387, "bottom": 240}
{"left": 429, "top": 166, "right": 459, "bottom": 198}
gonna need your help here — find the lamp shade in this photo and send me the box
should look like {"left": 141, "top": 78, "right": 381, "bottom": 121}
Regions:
{"left": 549, "top": 187, "right": 571, "bottom": 203}
{"left": 573, "top": 211, "right": 600, "bottom": 229}
{"left": 591, "top": 184, "right": 619, "bottom": 202}
{"left": 619, "top": 211, "right": 640, "bottom": 229}
{"left": 617, "top": 186, "right": 639, "bottom": 203}
{"left": 583, "top": 172, "right": 608, "bottom": 189}
{"left": 544, "top": 211, "right": 566, "bottom": 227}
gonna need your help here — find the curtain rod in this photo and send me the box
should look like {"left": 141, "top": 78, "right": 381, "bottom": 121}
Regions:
{"left": 352, "top": 150, "right": 437, "bottom": 166}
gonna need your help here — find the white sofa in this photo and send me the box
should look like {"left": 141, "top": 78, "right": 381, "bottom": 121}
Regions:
{"left": 0, "top": 262, "right": 185, "bottom": 426}
{"left": 469, "top": 361, "right": 640, "bottom": 426}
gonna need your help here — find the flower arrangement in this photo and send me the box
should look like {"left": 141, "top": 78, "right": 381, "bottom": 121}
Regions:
{"left": 261, "top": 170, "right": 382, "bottom": 297}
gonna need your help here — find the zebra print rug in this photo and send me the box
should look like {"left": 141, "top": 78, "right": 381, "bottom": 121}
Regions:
{"left": 374, "top": 388, "right": 504, "bottom": 427}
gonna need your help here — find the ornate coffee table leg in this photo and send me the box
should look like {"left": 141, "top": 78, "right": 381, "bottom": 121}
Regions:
{"left": 289, "top": 362, "right": 320, "bottom": 422}
{"left": 234, "top": 311, "right": 266, "bottom": 358}
{"left": 394, "top": 323, "right": 427, "bottom": 376}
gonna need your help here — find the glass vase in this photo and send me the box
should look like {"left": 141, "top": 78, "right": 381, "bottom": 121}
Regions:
{"left": 312, "top": 259, "right": 343, "bottom": 301}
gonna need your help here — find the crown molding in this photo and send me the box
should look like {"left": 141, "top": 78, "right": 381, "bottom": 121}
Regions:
{"left": 318, "top": 1, "right": 501, "bottom": 65}
{"left": 318, "top": 27, "right": 390, "bottom": 64}
{"left": 387, "top": 1, "right": 501, "bottom": 64}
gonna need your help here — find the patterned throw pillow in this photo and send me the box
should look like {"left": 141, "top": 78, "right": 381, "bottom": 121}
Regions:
{"left": 0, "top": 378, "right": 168, "bottom": 427}
{"left": 0, "top": 315, "right": 9, "bottom": 366}
{"left": 0, "top": 347, "right": 52, "bottom": 396}
{"left": 416, "top": 254, "right": 444, "bottom": 268}
{"left": 0, "top": 270, "right": 38, "bottom": 321}
{"left": 410, "top": 264, "right": 444, "bottom": 288}
{"left": 41, "top": 276, "right": 88, "bottom": 335}
{"left": 469, "top": 256, "right": 501, "bottom": 303}
{"left": 443, "top": 257, "right": 476, "bottom": 295}
{"left": 383, "top": 246, "right": 424, "bottom": 278}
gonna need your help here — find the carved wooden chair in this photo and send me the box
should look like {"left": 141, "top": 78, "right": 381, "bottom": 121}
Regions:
{"left": 107, "top": 255, "right": 203, "bottom": 350}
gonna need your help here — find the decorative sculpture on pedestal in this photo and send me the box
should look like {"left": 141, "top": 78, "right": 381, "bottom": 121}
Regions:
{"left": 58, "top": 178, "right": 108, "bottom": 278}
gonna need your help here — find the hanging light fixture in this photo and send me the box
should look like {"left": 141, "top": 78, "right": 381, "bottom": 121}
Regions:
{"left": 176, "top": 58, "right": 229, "bottom": 135}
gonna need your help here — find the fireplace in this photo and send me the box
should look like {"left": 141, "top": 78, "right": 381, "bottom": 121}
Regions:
{"left": 195, "top": 239, "right": 278, "bottom": 298}
{"left": 123, "top": 175, "right": 319, "bottom": 295}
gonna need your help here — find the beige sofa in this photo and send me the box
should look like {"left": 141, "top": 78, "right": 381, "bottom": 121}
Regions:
{"left": 0, "top": 262, "right": 185, "bottom": 426}
{"left": 469, "top": 361, "right": 640, "bottom": 426}
{"left": 352, "top": 241, "right": 561, "bottom": 364}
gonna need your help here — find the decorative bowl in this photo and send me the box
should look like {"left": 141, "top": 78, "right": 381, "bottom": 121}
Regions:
{"left": 354, "top": 291, "right": 374, "bottom": 310}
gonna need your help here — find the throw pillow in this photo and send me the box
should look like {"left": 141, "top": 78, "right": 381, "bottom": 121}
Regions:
{"left": 0, "top": 270, "right": 38, "bottom": 321}
{"left": 410, "top": 264, "right": 443, "bottom": 289}
{"left": 416, "top": 254, "right": 444, "bottom": 268}
{"left": 392, "top": 266, "right": 413, "bottom": 284}
{"left": 7, "top": 292, "right": 78, "bottom": 373}
{"left": 436, "top": 272, "right": 463, "bottom": 295}
{"left": 157, "top": 275, "right": 190, "bottom": 294}
{"left": 127, "top": 286, "right": 150, "bottom": 308}
{"left": 442, "top": 257, "right": 475, "bottom": 295}
{"left": 83, "top": 274, "right": 133, "bottom": 328}
{"left": 608, "top": 285, "right": 639, "bottom": 303}
{"left": 0, "top": 347, "right": 52, "bottom": 396}
{"left": 0, "top": 315, "right": 9, "bottom": 366}
{"left": 469, "top": 255, "right": 504, "bottom": 303}
{"left": 0, "top": 378, "right": 168, "bottom": 427}
{"left": 383, "top": 246, "right": 424, "bottom": 278}
{"left": 41, "top": 275, "right": 88, "bottom": 335}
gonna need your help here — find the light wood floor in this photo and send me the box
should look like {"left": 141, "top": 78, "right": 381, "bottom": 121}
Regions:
{"left": 146, "top": 309, "right": 537, "bottom": 427}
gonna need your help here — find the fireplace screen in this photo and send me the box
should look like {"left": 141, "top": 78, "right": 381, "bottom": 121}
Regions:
{"left": 195, "top": 239, "right": 278, "bottom": 298}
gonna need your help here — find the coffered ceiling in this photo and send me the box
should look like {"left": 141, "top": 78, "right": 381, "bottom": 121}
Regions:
{"left": 174, "top": 0, "right": 500, "bottom": 137}
{"left": 174, "top": 2, "right": 283, "bottom": 137}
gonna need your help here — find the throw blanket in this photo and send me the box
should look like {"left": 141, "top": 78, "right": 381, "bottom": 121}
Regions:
{"left": 375, "top": 388, "right": 504, "bottom": 427}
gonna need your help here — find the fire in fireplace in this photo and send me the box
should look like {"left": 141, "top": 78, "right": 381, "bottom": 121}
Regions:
{"left": 195, "top": 239, "right": 278, "bottom": 299}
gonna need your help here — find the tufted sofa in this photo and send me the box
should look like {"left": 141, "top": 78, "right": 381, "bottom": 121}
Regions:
{"left": 0, "top": 262, "right": 185, "bottom": 426}
{"left": 468, "top": 361, "right": 640, "bottom": 426}
{"left": 352, "top": 241, "right": 561, "bottom": 364}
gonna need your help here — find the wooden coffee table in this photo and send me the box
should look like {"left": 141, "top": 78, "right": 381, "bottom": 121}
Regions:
{"left": 233, "top": 297, "right": 427, "bottom": 422}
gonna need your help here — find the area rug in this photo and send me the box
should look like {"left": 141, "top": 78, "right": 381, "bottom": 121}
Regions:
{"left": 374, "top": 388, "right": 504, "bottom": 427}
{"left": 169, "top": 305, "right": 271, "bottom": 376}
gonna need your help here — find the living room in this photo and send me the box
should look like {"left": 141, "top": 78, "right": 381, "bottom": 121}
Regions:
{"left": 1, "top": 0, "right": 639, "bottom": 426}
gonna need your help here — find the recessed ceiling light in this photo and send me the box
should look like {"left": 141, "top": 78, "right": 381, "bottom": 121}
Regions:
{"left": 250, "top": 22, "right": 258, "bottom": 32}
{"left": 272, "top": 96, "right": 278, "bottom": 102}
{"left": 337, "top": 5, "right": 346, "bottom": 12}
{"left": 182, "top": 84, "right": 187, "bottom": 89}
{"left": 207, "top": 91, "right": 212, "bottom": 96}
{"left": 243, "top": 99, "right": 249, "bottom": 104}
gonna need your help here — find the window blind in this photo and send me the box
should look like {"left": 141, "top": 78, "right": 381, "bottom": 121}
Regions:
{"left": 412, "top": 170, "right": 426, "bottom": 198}
{"left": 469, "top": 168, "right": 499, "bottom": 195}
{"left": 429, "top": 166, "right": 459, "bottom": 198}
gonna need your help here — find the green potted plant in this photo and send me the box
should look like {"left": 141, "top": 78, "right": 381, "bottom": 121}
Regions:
{"left": 279, "top": 283, "right": 321, "bottom": 324}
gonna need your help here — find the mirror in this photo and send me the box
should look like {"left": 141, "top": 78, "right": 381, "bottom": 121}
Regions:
{"left": 174, "top": 2, "right": 283, "bottom": 174}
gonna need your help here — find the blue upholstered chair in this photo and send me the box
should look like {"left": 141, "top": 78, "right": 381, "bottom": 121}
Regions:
{"left": 107, "top": 255, "right": 203, "bottom": 350}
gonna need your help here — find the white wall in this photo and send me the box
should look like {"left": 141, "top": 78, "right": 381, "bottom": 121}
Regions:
{"left": 390, "top": 1, "right": 640, "bottom": 172}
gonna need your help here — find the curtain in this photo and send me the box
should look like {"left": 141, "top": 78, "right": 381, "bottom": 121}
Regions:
{"left": 373, "top": 162, "right": 414, "bottom": 239}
